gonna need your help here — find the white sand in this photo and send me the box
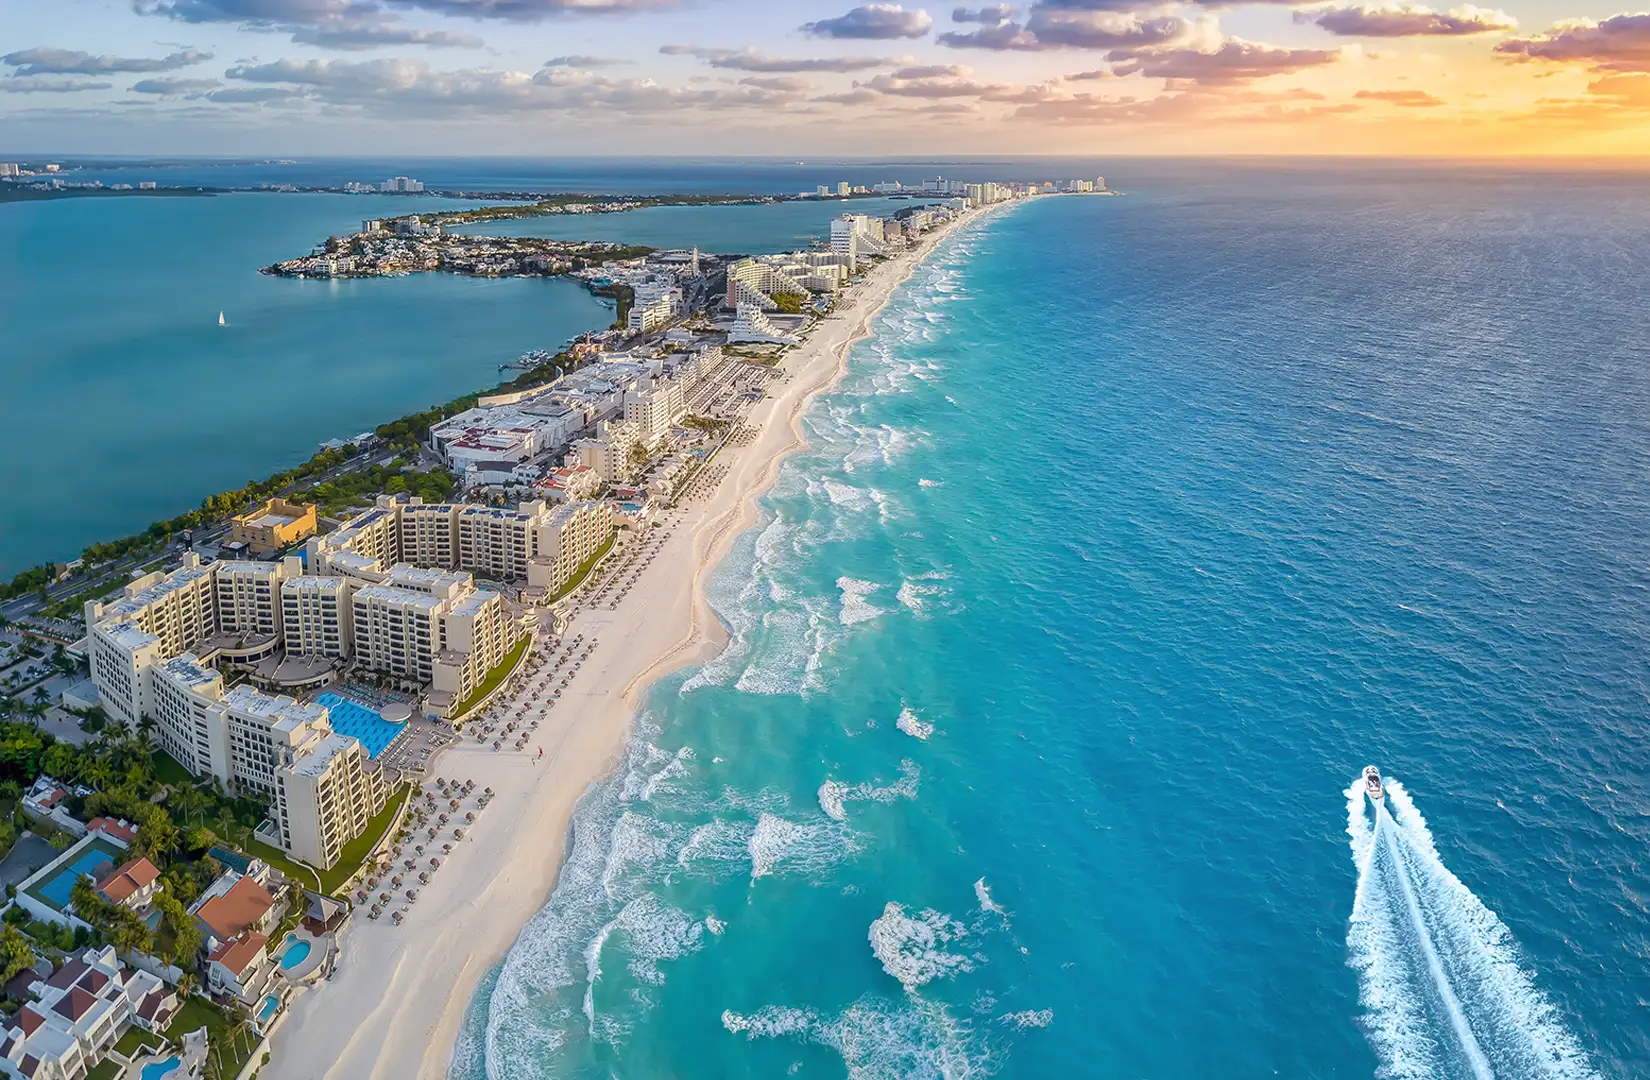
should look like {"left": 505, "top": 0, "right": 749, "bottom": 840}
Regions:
{"left": 262, "top": 203, "right": 994, "bottom": 1080}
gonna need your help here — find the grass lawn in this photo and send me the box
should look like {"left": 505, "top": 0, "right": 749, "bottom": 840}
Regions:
{"left": 452, "top": 636, "right": 530, "bottom": 718}
{"left": 150, "top": 750, "right": 196, "bottom": 789}
{"left": 113, "top": 1025, "right": 166, "bottom": 1058}
{"left": 86, "top": 1060, "right": 121, "bottom": 1080}
{"left": 244, "top": 784, "right": 411, "bottom": 895}
{"left": 164, "top": 996, "right": 259, "bottom": 1078}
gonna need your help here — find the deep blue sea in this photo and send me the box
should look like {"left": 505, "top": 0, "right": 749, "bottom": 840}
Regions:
{"left": 450, "top": 166, "right": 1650, "bottom": 1080}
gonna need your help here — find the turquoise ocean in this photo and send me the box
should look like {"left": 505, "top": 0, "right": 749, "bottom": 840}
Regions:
{"left": 449, "top": 168, "right": 1650, "bottom": 1079}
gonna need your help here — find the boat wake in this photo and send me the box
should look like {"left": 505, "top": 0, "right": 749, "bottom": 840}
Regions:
{"left": 1346, "top": 776, "right": 1598, "bottom": 1080}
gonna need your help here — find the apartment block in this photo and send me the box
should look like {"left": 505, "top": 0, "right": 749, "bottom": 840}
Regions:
{"left": 280, "top": 575, "right": 353, "bottom": 659}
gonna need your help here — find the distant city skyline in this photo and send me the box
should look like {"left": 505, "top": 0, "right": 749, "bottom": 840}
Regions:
{"left": 1, "top": 1, "right": 1645, "bottom": 156}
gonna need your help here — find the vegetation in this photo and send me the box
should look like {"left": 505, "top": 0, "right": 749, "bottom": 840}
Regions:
{"left": 452, "top": 638, "right": 531, "bottom": 719}
{"left": 0, "top": 924, "right": 36, "bottom": 986}
{"left": 71, "top": 877, "right": 153, "bottom": 954}
{"left": 428, "top": 192, "right": 773, "bottom": 226}
{"left": 591, "top": 282, "right": 636, "bottom": 329}
{"left": 681, "top": 415, "right": 731, "bottom": 435}
{"left": 165, "top": 995, "right": 261, "bottom": 1080}
{"left": 293, "top": 461, "right": 457, "bottom": 516}
{"left": 0, "top": 565, "right": 56, "bottom": 604}
{"left": 770, "top": 291, "right": 807, "bottom": 314}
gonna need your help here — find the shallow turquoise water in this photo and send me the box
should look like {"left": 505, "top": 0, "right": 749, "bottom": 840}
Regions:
{"left": 454, "top": 168, "right": 1650, "bottom": 1080}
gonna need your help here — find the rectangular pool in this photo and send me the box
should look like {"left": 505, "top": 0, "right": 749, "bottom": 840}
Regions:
{"left": 315, "top": 693, "right": 405, "bottom": 759}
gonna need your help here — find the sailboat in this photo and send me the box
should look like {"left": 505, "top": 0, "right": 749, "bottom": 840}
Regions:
{"left": 218, "top": 311, "right": 226, "bottom": 326}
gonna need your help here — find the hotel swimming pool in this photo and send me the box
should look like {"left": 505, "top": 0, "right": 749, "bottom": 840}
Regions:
{"left": 315, "top": 693, "right": 405, "bottom": 758}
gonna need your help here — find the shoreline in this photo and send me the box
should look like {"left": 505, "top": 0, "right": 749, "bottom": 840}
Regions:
{"left": 259, "top": 198, "right": 1013, "bottom": 1080}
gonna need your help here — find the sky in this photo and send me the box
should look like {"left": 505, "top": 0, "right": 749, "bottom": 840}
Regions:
{"left": 1, "top": 1, "right": 1647, "bottom": 156}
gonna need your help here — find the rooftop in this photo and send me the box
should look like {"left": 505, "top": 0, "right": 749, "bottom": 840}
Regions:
{"left": 194, "top": 875, "right": 276, "bottom": 942}
{"left": 224, "top": 685, "right": 329, "bottom": 735}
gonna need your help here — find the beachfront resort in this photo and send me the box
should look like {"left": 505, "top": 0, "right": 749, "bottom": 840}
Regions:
{"left": 0, "top": 175, "right": 1107, "bottom": 1080}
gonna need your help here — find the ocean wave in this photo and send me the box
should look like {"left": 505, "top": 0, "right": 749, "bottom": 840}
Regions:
{"left": 896, "top": 707, "right": 935, "bottom": 740}
{"left": 748, "top": 812, "right": 857, "bottom": 881}
{"left": 996, "top": 1009, "right": 1053, "bottom": 1030}
{"left": 838, "top": 576, "right": 889, "bottom": 627}
{"left": 818, "top": 759, "right": 922, "bottom": 822}
{"left": 723, "top": 994, "right": 993, "bottom": 1080}
{"left": 869, "top": 902, "right": 975, "bottom": 992}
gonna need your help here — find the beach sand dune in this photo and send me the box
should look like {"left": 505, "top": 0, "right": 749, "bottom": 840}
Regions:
{"left": 262, "top": 203, "right": 995, "bottom": 1080}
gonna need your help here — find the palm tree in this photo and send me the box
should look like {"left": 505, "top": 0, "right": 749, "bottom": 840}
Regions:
{"left": 84, "top": 760, "right": 112, "bottom": 792}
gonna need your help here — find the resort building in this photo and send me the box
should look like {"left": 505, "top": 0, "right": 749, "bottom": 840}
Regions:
{"left": 730, "top": 304, "right": 798, "bottom": 346}
{"left": 623, "top": 377, "right": 686, "bottom": 448}
{"left": 572, "top": 421, "right": 643, "bottom": 483}
{"left": 273, "top": 728, "right": 387, "bottom": 868}
{"left": 228, "top": 498, "right": 318, "bottom": 556}
{"left": 281, "top": 576, "right": 353, "bottom": 660}
{"left": 530, "top": 502, "right": 616, "bottom": 595}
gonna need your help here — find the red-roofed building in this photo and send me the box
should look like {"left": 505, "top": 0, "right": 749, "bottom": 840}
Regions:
{"left": 94, "top": 858, "right": 162, "bottom": 910}
{"left": 206, "top": 932, "right": 277, "bottom": 1006}
{"left": 192, "top": 874, "right": 278, "bottom": 943}
{"left": 85, "top": 818, "right": 137, "bottom": 847}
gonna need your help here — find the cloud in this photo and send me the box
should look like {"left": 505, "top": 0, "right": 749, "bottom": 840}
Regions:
{"left": 1013, "top": 85, "right": 1356, "bottom": 125}
{"left": 0, "top": 47, "right": 212, "bottom": 76}
{"left": 1354, "top": 87, "right": 1444, "bottom": 105}
{"left": 738, "top": 75, "right": 817, "bottom": 92}
{"left": 660, "top": 45, "right": 892, "bottom": 72}
{"left": 938, "top": 8, "right": 1187, "bottom": 51}
{"left": 206, "top": 85, "right": 314, "bottom": 103}
{"left": 138, "top": 0, "right": 675, "bottom": 21}
{"left": 220, "top": 56, "right": 812, "bottom": 115}
{"left": 854, "top": 62, "right": 1050, "bottom": 102}
{"left": 1109, "top": 40, "right": 1341, "bottom": 84}
{"left": 952, "top": 4, "right": 1015, "bottom": 22}
{"left": 131, "top": 76, "right": 224, "bottom": 96}
{"left": 289, "top": 24, "right": 485, "bottom": 49}
{"left": 802, "top": 4, "right": 934, "bottom": 39}
{"left": 1495, "top": 13, "right": 1650, "bottom": 73}
{"left": 0, "top": 77, "right": 114, "bottom": 93}
{"left": 1299, "top": 4, "right": 1516, "bottom": 37}
{"left": 545, "top": 54, "right": 628, "bottom": 67}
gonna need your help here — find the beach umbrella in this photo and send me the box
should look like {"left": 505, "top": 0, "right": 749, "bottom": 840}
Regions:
{"left": 430, "top": 858, "right": 440, "bottom": 868}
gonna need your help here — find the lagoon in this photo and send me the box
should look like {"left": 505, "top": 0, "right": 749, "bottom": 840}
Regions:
{"left": 0, "top": 190, "right": 613, "bottom": 577}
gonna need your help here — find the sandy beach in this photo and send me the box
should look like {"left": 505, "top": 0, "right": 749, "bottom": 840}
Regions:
{"left": 261, "top": 202, "right": 993, "bottom": 1080}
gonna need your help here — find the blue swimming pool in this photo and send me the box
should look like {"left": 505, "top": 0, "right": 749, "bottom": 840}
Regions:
{"left": 279, "top": 935, "right": 312, "bottom": 971}
{"left": 315, "top": 693, "right": 404, "bottom": 758}
{"left": 141, "top": 1057, "right": 180, "bottom": 1080}
{"left": 258, "top": 993, "right": 280, "bottom": 1021}
{"left": 34, "top": 848, "right": 116, "bottom": 909}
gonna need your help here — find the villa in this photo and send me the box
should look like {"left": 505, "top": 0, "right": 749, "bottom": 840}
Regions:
{"left": 0, "top": 946, "right": 177, "bottom": 1080}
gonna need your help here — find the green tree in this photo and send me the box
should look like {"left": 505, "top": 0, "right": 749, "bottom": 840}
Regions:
{"left": 0, "top": 924, "right": 35, "bottom": 985}
{"left": 69, "top": 877, "right": 152, "bottom": 955}
{"left": 154, "top": 893, "right": 202, "bottom": 967}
